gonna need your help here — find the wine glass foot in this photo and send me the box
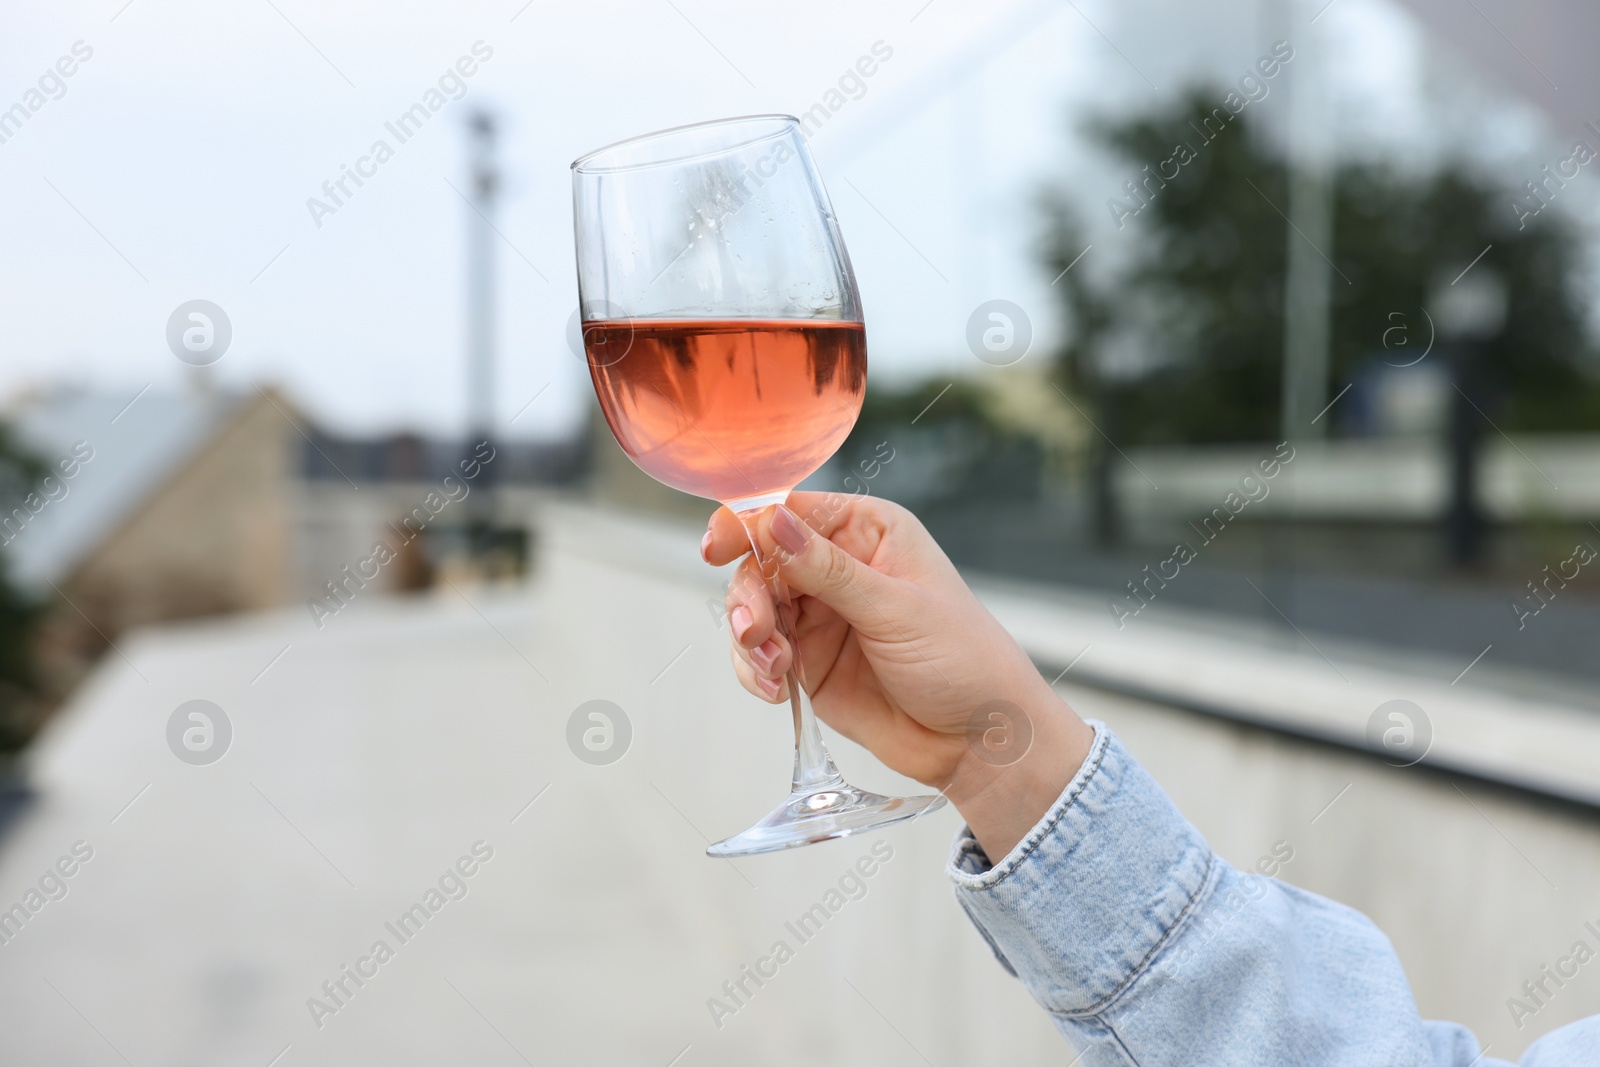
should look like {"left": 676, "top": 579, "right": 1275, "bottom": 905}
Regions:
{"left": 706, "top": 782, "right": 947, "bottom": 858}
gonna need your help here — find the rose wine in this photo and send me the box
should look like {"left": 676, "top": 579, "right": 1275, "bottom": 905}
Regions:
{"left": 584, "top": 319, "right": 866, "bottom": 504}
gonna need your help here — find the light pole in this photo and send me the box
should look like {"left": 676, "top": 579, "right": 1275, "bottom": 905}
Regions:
{"left": 1429, "top": 268, "right": 1508, "bottom": 568}
{"left": 464, "top": 109, "right": 498, "bottom": 562}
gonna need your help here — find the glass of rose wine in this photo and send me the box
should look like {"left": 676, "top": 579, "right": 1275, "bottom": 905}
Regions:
{"left": 571, "top": 115, "right": 946, "bottom": 856}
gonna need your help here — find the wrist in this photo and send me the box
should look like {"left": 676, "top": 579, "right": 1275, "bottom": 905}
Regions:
{"left": 945, "top": 682, "right": 1094, "bottom": 863}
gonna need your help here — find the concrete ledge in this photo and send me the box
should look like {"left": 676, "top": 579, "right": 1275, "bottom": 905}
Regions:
{"left": 974, "top": 576, "right": 1600, "bottom": 811}
{"left": 1115, "top": 436, "right": 1600, "bottom": 520}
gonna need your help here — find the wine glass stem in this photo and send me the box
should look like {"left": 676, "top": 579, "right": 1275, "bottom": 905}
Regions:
{"left": 736, "top": 507, "right": 843, "bottom": 795}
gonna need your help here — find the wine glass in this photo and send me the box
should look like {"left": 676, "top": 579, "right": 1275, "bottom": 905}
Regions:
{"left": 571, "top": 115, "right": 947, "bottom": 857}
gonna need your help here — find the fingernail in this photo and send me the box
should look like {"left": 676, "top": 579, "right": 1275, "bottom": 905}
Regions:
{"left": 751, "top": 639, "right": 780, "bottom": 672}
{"left": 772, "top": 506, "right": 808, "bottom": 556}
{"left": 757, "top": 676, "right": 782, "bottom": 698}
{"left": 730, "top": 605, "right": 753, "bottom": 641}
{"left": 699, "top": 530, "right": 713, "bottom": 561}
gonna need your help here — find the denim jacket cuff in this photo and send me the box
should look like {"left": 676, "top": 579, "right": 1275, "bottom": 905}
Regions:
{"left": 945, "top": 722, "right": 1214, "bottom": 1015}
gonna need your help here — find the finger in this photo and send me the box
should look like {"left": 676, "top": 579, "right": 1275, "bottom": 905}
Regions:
{"left": 725, "top": 559, "right": 792, "bottom": 676}
{"left": 760, "top": 505, "right": 903, "bottom": 639}
{"left": 729, "top": 631, "right": 792, "bottom": 681}
{"left": 724, "top": 557, "right": 775, "bottom": 649}
{"left": 730, "top": 642, "right": 788, "bottom": 702}
{"left": 746, "top": 632, "right": 791, "bottom": 680}
{"left": 775, "top": 489, "right": 910, "bottom": 542}
{"left": 702, "top": 506, "right": 751, "bottom": 567}
{"left": 703, "top": 493, "right": 900, "bottom": 566}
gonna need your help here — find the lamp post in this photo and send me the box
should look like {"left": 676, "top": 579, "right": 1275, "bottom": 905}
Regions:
{"left": 464, "top": 110, "right": 498, "bottom": 564}
{"left": 1429, "top": 268, "right": 1507, "bottom": 568}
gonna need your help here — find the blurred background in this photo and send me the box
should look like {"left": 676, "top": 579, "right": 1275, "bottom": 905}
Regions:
{"left": 3, "top": 0, "right": 1600, "bottom": 1062}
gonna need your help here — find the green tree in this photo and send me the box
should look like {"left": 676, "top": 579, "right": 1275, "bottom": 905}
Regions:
{"left": 0, "top": 425, "right": 47, "bottom": 754}
{"left": 1044, "top": 88, "right": 1600, "bottom": 444}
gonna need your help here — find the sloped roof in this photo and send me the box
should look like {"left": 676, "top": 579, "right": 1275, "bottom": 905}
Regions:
{"left": 0, "top": 387, "right": 247, "bottom": 592}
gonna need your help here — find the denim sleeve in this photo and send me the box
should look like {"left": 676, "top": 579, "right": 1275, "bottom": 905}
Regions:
{"left": 944, "top": 722, "right": 1580, "bottom": 1066}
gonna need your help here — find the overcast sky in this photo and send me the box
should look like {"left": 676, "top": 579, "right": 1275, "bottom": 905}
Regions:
{"left": 0, "top": 0, "right": 1573, "bottom": 441}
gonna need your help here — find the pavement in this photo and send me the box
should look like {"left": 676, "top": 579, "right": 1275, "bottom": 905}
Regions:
{"left": 0, "top": 506, "right": 1066, "bottom": 1067}
{"left": 1, "top": 500, "right": 1596, "bottom": 1064}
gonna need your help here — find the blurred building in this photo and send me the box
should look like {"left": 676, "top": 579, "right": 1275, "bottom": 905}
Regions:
{"left": 0, "top": 386, "right": 585, "bottom": 705}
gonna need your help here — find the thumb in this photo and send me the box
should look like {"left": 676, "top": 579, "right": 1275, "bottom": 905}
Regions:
{"left": 767, "top": 505, "right": 900, "bottom": 636}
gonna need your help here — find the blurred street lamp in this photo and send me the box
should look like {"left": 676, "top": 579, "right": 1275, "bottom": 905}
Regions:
{"left": 1087, "top": 343, "right": 1126, "bottom": 548}
{"left": 1428, "top": 266, "right": 1507, "bottom": 569}
{"left": 465, "top": 110, "right": 498, "bottom": 563}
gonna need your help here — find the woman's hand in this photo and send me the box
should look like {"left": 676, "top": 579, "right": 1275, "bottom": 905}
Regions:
{"left": 702, "top": 492, "right": 1096, "bottom": 860}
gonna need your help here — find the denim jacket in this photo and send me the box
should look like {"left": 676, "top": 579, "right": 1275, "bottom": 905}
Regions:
{"left": 947, "top": 723, "right": 1600, "bottom": 1065}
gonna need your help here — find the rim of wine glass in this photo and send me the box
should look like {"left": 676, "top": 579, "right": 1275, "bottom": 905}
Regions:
{"left": 571, "top": 113, "right": 801, "bottom": 175}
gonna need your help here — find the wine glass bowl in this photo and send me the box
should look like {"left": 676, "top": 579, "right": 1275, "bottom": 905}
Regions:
{"left": 572, "top": 115, "right": 946, "bottom": 855}
{"left": 583, "top": 318, "right": 867, "bottom": 509}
